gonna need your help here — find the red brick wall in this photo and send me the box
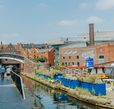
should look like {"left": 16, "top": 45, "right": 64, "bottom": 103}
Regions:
{"left": 48, "top": 48, "right": 55, "bottom": 65}
{"left": 24, "top": 58, "right": 37, "bottom": 74}
{"left": 60, "top": 44, "right": 114, "bottom": 66}
{"left": 96, "top": 44, "right": 114, "bottom": 63}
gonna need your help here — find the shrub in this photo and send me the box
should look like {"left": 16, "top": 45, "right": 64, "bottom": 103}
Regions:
{"left": 84, "top": 75, "right": 97, "bottom": 83}
{"left": 75, "top": 88, "right": 91, "bottom": 96}
{"left": 76, "top": 76, "right": 83, "bottom": 81}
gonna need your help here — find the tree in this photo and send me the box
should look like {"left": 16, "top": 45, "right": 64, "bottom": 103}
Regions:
{"left": 37, "top": 57, "right": 47, "bottom": 62}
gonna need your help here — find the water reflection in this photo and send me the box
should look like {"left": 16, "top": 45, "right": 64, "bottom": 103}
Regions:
{"left": 23, "top": 77, "right": 107, "bottom": 109}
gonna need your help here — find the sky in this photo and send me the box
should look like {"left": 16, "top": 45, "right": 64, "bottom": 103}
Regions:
{"left": 0, "top": 0, "right": 114, "bottom": 44}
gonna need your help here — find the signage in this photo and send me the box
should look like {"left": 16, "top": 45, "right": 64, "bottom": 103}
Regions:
{"left": 86, "top": 57, "right": 94, "bottom": 69}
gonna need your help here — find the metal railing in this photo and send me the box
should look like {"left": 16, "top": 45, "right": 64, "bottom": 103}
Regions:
{"left": 11, "top": 71, "right": 25, "bottom": 99}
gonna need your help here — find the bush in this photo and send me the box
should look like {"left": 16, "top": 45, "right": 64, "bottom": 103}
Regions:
{"left": 76, "top": 76, "right": 83, "bottom": 81}
{"left": 75, "top": 88, "right": 91, "bottom": 96}
{"left": 37, "top": 64, "right": 40, "bottom": 69}
{"left": 83, "top": 75, "right": 97, "bottom": 83}
{"left": 53, "top": 66, "right": 61, "bottom": 70}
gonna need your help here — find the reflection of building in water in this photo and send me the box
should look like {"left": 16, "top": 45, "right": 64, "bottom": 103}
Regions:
{"left": 33, "top": 96, "right": 44, "bottom": 109}
{"left": 23, "top": 77, "right": 101, "bottom": 109}
{"left": 35, "top": 82, "right": 54, "bottom": 95}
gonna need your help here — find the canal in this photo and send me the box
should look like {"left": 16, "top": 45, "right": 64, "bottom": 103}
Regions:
{"left": 22, "top": 76, "right": 106, "bottom": 109}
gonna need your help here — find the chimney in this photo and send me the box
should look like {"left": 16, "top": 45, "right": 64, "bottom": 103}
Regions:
{"left": 1, "top": 41, "right": 3, "bottom": 50}
{"left": 89, "top": 23, "right": 95, "bottom": 46}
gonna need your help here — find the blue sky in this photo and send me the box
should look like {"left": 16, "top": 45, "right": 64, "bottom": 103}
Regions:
{"left": 0, "top": 0, "right": 114, "bottom": 44}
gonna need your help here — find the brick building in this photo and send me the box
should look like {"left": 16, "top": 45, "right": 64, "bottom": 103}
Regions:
{"left": 0, "top": 42, "right": 55, "bottom": 66}
{"left": 47, "top": 24, "right": 114, "bottom": 65}
{"left": 18, "top": 44, "right": 55, "bottom": 66}
{"left": 60, "top": 43, "right": 114, "bottom": 66}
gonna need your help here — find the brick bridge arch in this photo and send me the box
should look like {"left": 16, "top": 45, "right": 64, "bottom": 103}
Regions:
{"left": 0, "top": 53, "right": 37, "bottom": 74}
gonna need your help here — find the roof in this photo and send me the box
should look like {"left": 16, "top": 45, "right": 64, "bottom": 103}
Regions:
{"left": 46, "top": 38, "right": 68, "bottom": 45}
{"left": 46, "top": 31, "right": 114, "bottom": 46}
{"left": 61, "top": 42, "right": 87, "bottom": 48}
{"left": 38, "top": 48, "right": 54, "bottom": 53}
{"left": 21, "top": 44, "right": 45, "bottom": 49}
{"left": 77, "top": 31, "right": 114, "bottom": 41}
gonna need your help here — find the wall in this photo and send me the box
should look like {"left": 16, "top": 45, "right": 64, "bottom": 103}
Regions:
{"left": 60, "top": 43, "right": 114, "bottom": 66}
{"left": 24, "top": 57, "right": 37, "bottom": 74}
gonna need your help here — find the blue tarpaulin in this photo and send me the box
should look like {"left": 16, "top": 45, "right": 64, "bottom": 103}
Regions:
{"left": 36, "top": 73, "right": 106, "bottom": 96}
{"left": 59, "top": 78, "right": 106, "bottom": 95}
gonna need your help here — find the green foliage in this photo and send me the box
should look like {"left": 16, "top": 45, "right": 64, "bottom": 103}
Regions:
{"left": 83, "top": 75, "right": 97, "bottom": 83}
{"left": 38, "top": 57, "right": 47, "bottom": 62}
{"left": 75, "top": 88, "right": 91, "bottom": 96}
{"left": 97, "top": 95, "right": 111, "bottom": 100}
{"left": 33, "top": 56, "right": 47, "bottom": 63}
{"left": 76, "top": 76, "right": 84, "bottom": 81}
{"left": 91, "top": 88, "right": 95, "bottom": 95}
{"left": 37, "top": 63, "right": 40, "bottom": 69}
{"left": 53, "top": 66, "right": 61, "bottom": 70}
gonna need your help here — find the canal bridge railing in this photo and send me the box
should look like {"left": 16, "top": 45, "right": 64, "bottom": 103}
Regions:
{"left": 11, "top": 71, "right": 26, "bottom": 99}
{"left": 0, "top": 53, "right": 24, "bottom": 63}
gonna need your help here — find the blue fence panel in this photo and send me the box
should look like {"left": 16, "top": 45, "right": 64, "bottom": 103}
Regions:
{"left": 36, "top": 74, "right": 106, "bottom": 96}
{"left": 53, "top": 74, "right": 63, "bottom": 80}
{"left": 61, "top": 78, "right": 106, "bottom": 96}
{"left": 81, "top": 82, "right": 88, "bottom": 88}
{"left": 79, "top": 82, "right": 106, "bottom": 95}
{"left": 93, "top": 83, "right": 106, "bottom": 95}
{"left": 69, "top": 80, "right": 79, "bottom": 88}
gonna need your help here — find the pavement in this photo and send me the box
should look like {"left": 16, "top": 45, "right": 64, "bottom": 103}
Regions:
{"left": 0, "top": 77, "right": 34, "bottom": 109}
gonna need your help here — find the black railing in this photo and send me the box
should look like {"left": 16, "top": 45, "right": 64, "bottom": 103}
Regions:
{"left": 11, "top": 71, "right": 25, "bottom": 99}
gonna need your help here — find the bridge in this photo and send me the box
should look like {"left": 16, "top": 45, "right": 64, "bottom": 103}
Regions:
{"left": 0, "top": 53, "right": 24, "bottom": 63}
{"left": 0, "top": 52, "right": 37, "bottom": 74}
{"left": 0, "top": 51, "right": 37, "bottom": 108}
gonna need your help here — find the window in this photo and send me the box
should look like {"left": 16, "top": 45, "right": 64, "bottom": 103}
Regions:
{"left": 77, "top": 62, "right": 80, "bottom": 66}
{"left": 99, "top": 55, "right": 105, "bottom": 63}
{"left": 69, "top": 56, "right": 71, "bottom": 59}
{"left": 72, "top": 62, "right": 74, "bottom": 65}
{"left": 77, "top": 56, "right": 79, "bottom": 59}
{"left": 63, "top": 57, "right": 65, "bottom": 59}
{"left": 65, "top": 62, "right": 67, "bottom": 66}
{"left": 68, "top": 62, "right": 70, "bottom": 66}
{"left": 56, "top": 47, "right": 59, "bottom": 50}
{"left": 62, "top": 62, "right": 64, "bottom": 65}
{"left": 99, "top": 55, "right": 104, "bottom": 59}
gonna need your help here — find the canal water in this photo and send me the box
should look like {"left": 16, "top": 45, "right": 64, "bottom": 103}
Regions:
{"left": 22, "top": 77, "right": 106, "bottom": 109}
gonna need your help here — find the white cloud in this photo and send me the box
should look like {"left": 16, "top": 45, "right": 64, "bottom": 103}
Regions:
{"left": 86, "top": 16, "right": 105, "bottom": 24}
{"left": 57, "top": 16, "right": 105, "bottom": 28}
{"left": 58, "top": 20, "right": 78, "bottom": 26}
{"left": 96, "top": 0, "right": 114, "bottom": 10}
